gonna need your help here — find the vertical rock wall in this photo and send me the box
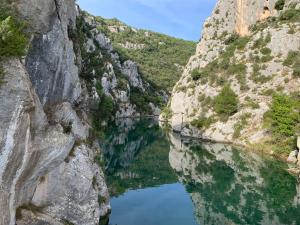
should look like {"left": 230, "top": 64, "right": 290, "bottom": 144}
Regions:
{"left": 0, "top": 1, "right": 110, "bottom": 225}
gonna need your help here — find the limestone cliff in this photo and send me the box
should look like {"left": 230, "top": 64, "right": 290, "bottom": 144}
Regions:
{"left": 0, "top": 1, "right": 111, "bottom": 225}
{"left": 77, "top": 11, "right": 165, "bottom": 120}
{"left": 165, "top": 0, "right": 300, "bottom": 155}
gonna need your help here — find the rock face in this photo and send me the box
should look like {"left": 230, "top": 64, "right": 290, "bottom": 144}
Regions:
{"left": 79, "top": 12, "right": 164, "bottom": 119}
{"left": 166, "top": 0, "right": 300, "bottom": 148}
{"left": 235, "top": 0, "right": 277, "bottom": 36}
{"left": 0, "top": 1, "right": 110, "bottom": 225}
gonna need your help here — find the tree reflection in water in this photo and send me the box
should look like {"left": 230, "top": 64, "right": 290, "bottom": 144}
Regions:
{"left": 101, "top": 119, "right": 300, "bottom": 225}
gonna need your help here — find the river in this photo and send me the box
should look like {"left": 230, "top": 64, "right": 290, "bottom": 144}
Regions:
{"left": 100, "top": 118, "right": 300, "bottom": 225}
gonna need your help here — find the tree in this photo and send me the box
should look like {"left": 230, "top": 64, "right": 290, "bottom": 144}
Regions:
{"left": 214, "top": 85, "right": 238, "bottom": 119}
{"left": 0, "top": 16, "right": 27, "bottom": 58}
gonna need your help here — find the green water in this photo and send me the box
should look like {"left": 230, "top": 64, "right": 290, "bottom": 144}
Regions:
{"left": 101, "top": 119, "right": 300, "bottom": 225}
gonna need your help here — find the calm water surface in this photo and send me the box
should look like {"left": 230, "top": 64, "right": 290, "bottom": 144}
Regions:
{"left": 101, "top": 119, "right": 300, "bottom": 225}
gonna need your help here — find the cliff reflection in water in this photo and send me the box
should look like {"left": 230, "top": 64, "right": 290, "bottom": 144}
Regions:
{"left": 102, "top": 119, "right": 300, "bottom": 225}
{"left": 169, "top": 133, "right": 300, "bottom": 225}
{"left": 101, "top": 118, "right": 177, "bottom": 197}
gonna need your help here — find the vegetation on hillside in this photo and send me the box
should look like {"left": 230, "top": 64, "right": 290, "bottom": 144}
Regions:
{"left": 94, "top": 16, "right": 196, "bottom": 92}
{"left": 72, "top": 13, "right": 166, "bottom": 138}
{"left": 0, "top": 3, "right": 28, "bottom": 85}
{"left": 264, "top": 93, "right": 300, "bottom": 154}
{"left": 190, "top": 33, "right": 251, "bottom": 90}
{"left": 213, "top": 85, "right": 239, "bottom": 120}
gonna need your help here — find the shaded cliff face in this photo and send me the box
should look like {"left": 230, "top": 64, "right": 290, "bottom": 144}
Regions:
{"left": 166, "top": 0, "right": 300, "bottom": 154}
{"left": 0, "top": 1, "right": 110, "bottom": 225}
{"left": 169, "top": 134, "right": 300, "bottom": 225}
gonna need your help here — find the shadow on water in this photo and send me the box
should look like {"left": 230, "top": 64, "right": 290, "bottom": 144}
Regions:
{"left": 101, "top": 118, "right": 300, "bottom": 225}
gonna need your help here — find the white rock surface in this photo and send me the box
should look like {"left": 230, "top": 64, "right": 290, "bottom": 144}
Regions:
{"left": 166, "top": 0, "right": 300, "bottom": 148}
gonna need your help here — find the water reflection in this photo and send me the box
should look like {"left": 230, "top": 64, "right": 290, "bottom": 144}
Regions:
{"left": 169, "top": 133, "right": 300, "bottom": 225}
{"left": 102, "top": 119, "right": 300, "bottom": 225}
{"left": 101, "top": 118, "right": 177, "bottom": 197}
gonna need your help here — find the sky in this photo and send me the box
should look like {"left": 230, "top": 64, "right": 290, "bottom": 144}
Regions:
{"left": 77, "top": 0, "right": 217, "bottom": 41}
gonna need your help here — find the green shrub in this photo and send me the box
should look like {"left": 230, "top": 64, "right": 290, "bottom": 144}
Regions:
{"left": 161, "top": 106, "right": 172, "bottom": 120}
{"left": 191, "top": 68, "right": 204, "bottom": 81}
{"left": 191, "top": 116, "right": 215, "bottom": 129}
{"left": 0, "top": 66, "right": 4, "bottom": 86}
{"left": 293, "top": 65, "right": 300, "bottom": 77}
{"left": 224, "top": 33, "right": 250, "bottom": 50}
{"left": 266, "top": 94, "right": 299, "bottom": 137}
{"left": 283, "top": 51, "right": 300, "bottom": 78}
{"left": 0, "top": 16, "right": 28, "bottom": 58}
{"left": 275, "top": 0, "right": 285, "bottom": 10}
{"left": 130, "top": 87, "right": 163, "bottom": 114}
{"left": 214, "top": 85, "right": 239, "bottom": 119}
{"left": 264, "top": 94, "right": 300, "bottom": 153}
{"left": 260, "top": 47, "right": 272, "bottom": 55}
{"left": 224, "top": 33, "right": 239, "bottom": 45}
{"left": 260, "top": 88, "right": 274, "bottom": 96}
{"left": 251, "top": 64, "right": 273, "bottom": 83}
{"left": 116, "top": 76, "right": 128, "bottom": 90}
{"left": 62, "top": 219, "right": 75, "bottom": 225}
{"left": 233, "top": 113, "right": 252, "bottom": 138}
{"left": 98, "top": 95, "right": 115, "bottom": 120}
{"left": 228, "top": 63, "right": 246, "bottom": 75}
{"left": 279, "top": 9, "right": 300, "bottom": 22}
{"left": 261, "top": 55, "right": 274, "bottom": 62}
{"left": 252, "top": 33, "right": 271, "bottom": 50}
{"left": 244, "top": 97, "right": 260, "bottom": 109}
{"left": 283, "top": 51, "right": 298, "bottom": 66}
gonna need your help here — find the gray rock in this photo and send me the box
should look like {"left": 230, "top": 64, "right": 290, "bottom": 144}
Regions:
{"left": 94, "top": 32, "right": 113, "bottom": 52}
{"left": 31, "top": 144, "right": 110, "bottom": 225}
{"left": 26, "top": 18, "right": 81, "bottom": 106}
{"left": 1, "top": 1, "right": 111, "bottom": 224}
{"left": 0, "top": 59, "right": 75, "bottom": 225}
{"left": 122, "top": 60, "right": 145, "bottom": 91}
{"left": 287, "top": 150, "right": 298, "bottom": 164}
{"left": 51, "top": 102, "right": 89, "bottom": 140}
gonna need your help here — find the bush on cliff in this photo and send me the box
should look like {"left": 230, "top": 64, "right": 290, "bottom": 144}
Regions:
{"left": 213, "top": 85, "right": 239, "bottom": 120}
{"left": 0, "top": 15, "right": 27, "bottom": 58}
{"left": 0, "top": 4, "right": 28, "bottom": 86}
{"left": 264, "top": 94, "right": 300, "bottom": 153}
{"left": 275, "top": 0, "right": 285, "bottom": 10}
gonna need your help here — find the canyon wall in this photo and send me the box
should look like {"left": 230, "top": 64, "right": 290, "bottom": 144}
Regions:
{"left": 165, "top": 0, "right": 300, "bottom": 154}
{"left": 0, "top": 1, "right": 111, "bottom": 224}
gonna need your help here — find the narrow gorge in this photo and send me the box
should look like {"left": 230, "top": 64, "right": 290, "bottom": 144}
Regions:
{"left": 0, "top": 0, "right": 300, "bottom": 224}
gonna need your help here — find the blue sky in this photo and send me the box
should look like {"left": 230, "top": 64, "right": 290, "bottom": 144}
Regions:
{"left": 77, "top": 0, "right": 217, "bottom": 41}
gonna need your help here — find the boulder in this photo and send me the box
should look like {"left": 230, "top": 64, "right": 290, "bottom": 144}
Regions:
{"left": 287, "top": 150, "right": 298, "bottom": 164}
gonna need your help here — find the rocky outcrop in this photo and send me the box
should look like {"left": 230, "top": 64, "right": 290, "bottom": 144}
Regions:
{"left": 166, "top": 0, "right": 300, "bottom": 150}
{"left": 0, "top": 1, "right": 110, "bottom": 225}
{"left": 31, "top": 144, "right": 110, "bottom": 225}
{"left": 235, "top": 0, "right": 277, "bottom": 36}
{"left": 81, "top": 12, "right": 163, "bottom": 118}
